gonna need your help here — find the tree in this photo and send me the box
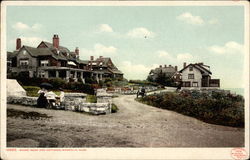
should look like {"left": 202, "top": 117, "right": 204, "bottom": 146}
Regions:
{"left": 155, "top": 72, "right": 175, "bottom": 87}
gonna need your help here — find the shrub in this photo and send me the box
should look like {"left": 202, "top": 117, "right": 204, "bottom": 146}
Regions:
{"left": 111, "top": 103, "right": 119, "bottom": 113}
{"left": 48, "top": 78, "right": 66, "bottom": 89}
{"left": 86, "top": 95, "right": 97, "bottom": 103}
{"left": 139, "top": 92, "right": 244, "bottom": 127}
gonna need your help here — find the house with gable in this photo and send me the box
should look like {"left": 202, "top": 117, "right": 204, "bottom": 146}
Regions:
{"left": 179, "top": 62, "right": 220, "bottom": 89}
{"left": 88, "top": 56, "right": 123, "bottom": 82}
{"left": 7, "top": 34, "right": 123, "bottom": 82}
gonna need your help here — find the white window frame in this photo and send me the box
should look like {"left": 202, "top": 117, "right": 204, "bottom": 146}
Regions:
{"left": 192, "top": 82, "right": 198, "bottom": 87}
{"left": 188, "top": 74, "right": 194, "bottom": 79}
{"left": 20, "top": 60, "right": 29, "bottom": 66}
{"left": 41, "top": 60, "right": 49, "bottom": 67}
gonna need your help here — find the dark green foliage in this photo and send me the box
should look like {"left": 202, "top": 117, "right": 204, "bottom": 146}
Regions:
{"left": 48, "top": 78, "right": 66, "bottom": 89}
{"left": 85, "top": 77, "right": 96, "bottom": 84}
{"left": 129, "top": 80, "right": 158, "bottom": 86}
{"left": 86, "top": 95, "right": 97, "bottom": 103}
{"left": 111, "top": 103, "right": 119, "bottom": 113}
{"left": 138, "top": 92, "right": 244, "bottom": 127}
{"left": 63, "top": 82, "right": 94, "bottom": 94}
{"left": 147, "top": 72, "right": 176, "bottom": 87}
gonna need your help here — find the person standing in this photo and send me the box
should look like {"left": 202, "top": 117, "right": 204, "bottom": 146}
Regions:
{"left": 37, "top": 88, "right": 48, "bottom": 108}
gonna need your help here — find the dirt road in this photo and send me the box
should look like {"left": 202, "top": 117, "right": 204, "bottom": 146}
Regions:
{"left": 7, "top": 95, "right": 244, "bottom": 147}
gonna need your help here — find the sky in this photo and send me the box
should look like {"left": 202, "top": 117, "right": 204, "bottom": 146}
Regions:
{"left": 6, "top": 5, "right": 245, "bottom": 88}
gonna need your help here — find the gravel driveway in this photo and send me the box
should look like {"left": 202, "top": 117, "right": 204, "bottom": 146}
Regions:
{"left": 7, "top": 95, "right": 244, "bottom": 147}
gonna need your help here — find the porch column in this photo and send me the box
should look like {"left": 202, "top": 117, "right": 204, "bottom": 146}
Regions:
{"left": 100, "top": 73, "right": 103, "bottom": 80}
{"left": 80, "top": 72, "right": 83, "bottom": 79}
{"left": 66, "top": 70, "right": 70, "bottom": 82}
{"left": 45, "top": 71, "right": 49, "bottom": 78}
{"left": 56, "top": 70, "right": 59, "bottom": 78}
{"left": 96, "top": 74, "right": 99, "bottom": 83}
{"left": 74, "top": 71, "right": 77, "bottom": 82}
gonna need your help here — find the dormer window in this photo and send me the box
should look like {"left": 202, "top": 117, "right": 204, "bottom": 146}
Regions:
{"left": 41, "top": 60, "right": 49, "bottom": 67}
{"left": 189, "top": 66, "right": 193, "bottom": 71}
{"left": 22, "top": 50, "right": 27, "bottom": 55}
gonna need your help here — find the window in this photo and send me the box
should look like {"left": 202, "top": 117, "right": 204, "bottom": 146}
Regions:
{"left": 22, "top": 50, "right": 27, "bottom": 55}
{"left": 182, "top": 82, "right": 191, "bottom": 87}
{"left": 20, "top": 60, "right": 29, "bottom": 66}
{"left": 188, "top": 74, "right": 194, "bottom": 79}
{"left": 41, "top": 60, "right": 49, "bottom": 67}
{"left": 192, "top": 82, "right": 198, "bottom": 87}
{"left": 189, "top": 66, "right": 193, "bottom": 71}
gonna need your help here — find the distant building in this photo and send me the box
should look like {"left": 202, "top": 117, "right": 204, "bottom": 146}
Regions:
{"left": 7, "top": 35, "right": 123, "bottom": 82}
{"left": 148, "top": 64, "right": 178, "bottom": 81}
{"left": 179, "top": 62, "right": 220, "bottom": 89}
{"left": 88, "top": 56, "right": 123, "bottom": 83}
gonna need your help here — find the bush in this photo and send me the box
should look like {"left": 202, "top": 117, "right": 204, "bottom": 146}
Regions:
{"left": 111, "top": 103, "right": 119, "bottom": 113}
{"left": 48, "top": 78, "right": 66, "bottom": 89}
{"left": 138, "top": 92, "right": 244, "bottom": 127}
{"left": 86, "top": 95, "right": 97, "bottom": 103}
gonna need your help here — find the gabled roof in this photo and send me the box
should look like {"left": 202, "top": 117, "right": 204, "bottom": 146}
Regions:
{"left": 179, "top": 63, "right": 212, "bottom": 75}
{"left": 21, "top": 46, "right": 67, "bottom": 61}
{"left": 23, "top": 45, "right": 53, "bottom": 57}
{"left": 39, "top": 41, "right": 70, "bottom": 53}
{"left": 107, "top": 68, "right": 123, "bottom": 74}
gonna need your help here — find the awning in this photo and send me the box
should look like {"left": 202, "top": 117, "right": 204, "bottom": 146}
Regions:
{"left": 67, "top": 61, "right": 77, "bottom": 66}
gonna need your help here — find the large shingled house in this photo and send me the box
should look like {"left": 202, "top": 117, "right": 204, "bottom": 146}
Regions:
{"left": 7, "top": 35, "right": 123, "bottom": 82}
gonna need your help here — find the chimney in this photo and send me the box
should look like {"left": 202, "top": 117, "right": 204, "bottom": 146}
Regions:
{"left": 159, "top": 65, "right": 162, "bottom": 68}
{"left": 198, "top": 62, "right": 204, "bottom": 65}
{"left": 90, "top": 56, "right": 94, "bottom": 61}
{"left": 53, "top": 34, "right": 59, "bottom": 48}
{"left": 16, "top": 38, "right": 21, "bottom": 50}
{"left": 99, "top": 56, "right": 103, "bottom": 59}
{"left": 183, "top": 62, "right": 187, "bottom": 68}
{"left": 175, "top": 66, "right": 178, "bottom": 71}
{"left": 169, "top": 65, "right": 172, "bottom": 67}
{"left": 75, "top": 47, "right": 79, "bottom": 55}
{"left": 164, "top": 65, "right": 167, "bottom": 68}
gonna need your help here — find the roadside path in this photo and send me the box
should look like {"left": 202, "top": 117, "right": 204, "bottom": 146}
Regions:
{"left": 7, "top": 95, "right": 244, "bottom": 147}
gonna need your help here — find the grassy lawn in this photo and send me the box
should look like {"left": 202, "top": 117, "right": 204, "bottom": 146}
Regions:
{"left": 86, "top": 95, "right": 97, "bottom": 103}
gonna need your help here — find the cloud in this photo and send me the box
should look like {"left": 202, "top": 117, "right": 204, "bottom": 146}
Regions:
{"left": 94, "top": 43, "right": 117, "bottom": 53}
{"left": 98, "top": 24, "right": 113, "bottom": 33}
{"left": 177, "top": 12, "right": 204, "bottom": 25}
{"left": 208, "top": 19, "right": 219, "bottom": 25}
{"left": 127, "top": 27, "right": 155, "bottom": 38}
{"left": 80, "top": 43, "right": 117, "bottom": 58}
{"left": 208, "top": 41, "right": 244, "bottom": 55}
{"left": 12, "top": 22, "right": 42, "bottom": 32}
{"left": 118, "top": 61, "right": 159, "bottom": 80}
{"left": 177, "top": 53, "right": 194, "bottom": 62}
{"left": 10, "top": 36, "right": 48, "bottom": 48}
{"left": 157, "top": 50, "right": 195, "bottom": 63}
{"left": 157, "top": 50, "right": 175, "bottom": 61}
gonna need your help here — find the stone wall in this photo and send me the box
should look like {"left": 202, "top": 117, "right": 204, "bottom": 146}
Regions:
{"left": 65, "top": 103, "right": 111, "bottom": 115}
{"left": 7, "top": 92, "right": 112, "bottom": 115}
{"left": 7, "top": 96, "right": 37, "bottom": 106}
